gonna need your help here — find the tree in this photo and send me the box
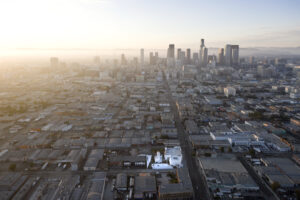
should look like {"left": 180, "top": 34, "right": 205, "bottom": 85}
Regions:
{"left": 271, "top": 181, "right": 280, "bottom": 191}
{"left": 220, "top": 147, "right": 224, "bottom": 153}
{"left": 9, "top": 163, "right": 16, "bottom": 171}
{"left": 204, "top": 153, "right": 211, "bottom": 157}
{"left": 160, "top": 135, "right": 169, "bottom": 139}
{"left": 85, "top": 133, "right": 92, "bottom": 138}
{"left": 249, "top": 148, "right": 255, "bottom": 157}
{"left": 29, "top": 162, "right": 35, "bottom": 168}
{"left": 295, "top": 189, "right": 300, "bottom": 200}
{"left": 249, "top": 111, "right": 265, "bottom": 120}
{"left": 167, "top": 172, "right": 178, "bottom": 184}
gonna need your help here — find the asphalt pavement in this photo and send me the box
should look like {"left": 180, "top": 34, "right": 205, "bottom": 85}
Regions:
{"left": 162, "top": 71, "right": 211, "bottom": 200}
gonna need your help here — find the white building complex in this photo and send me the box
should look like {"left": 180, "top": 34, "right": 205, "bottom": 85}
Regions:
{"left": 224, "top": 87, "right": 236, "bottom": 97}
{"left": 164, "top": 146, "right": 183, "bottom": 167}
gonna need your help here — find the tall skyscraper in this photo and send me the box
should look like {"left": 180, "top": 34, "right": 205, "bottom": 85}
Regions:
{"left": 149, "top": 52, "right": 159, "bottom": 65}
{"left": 186, "top": 49, "right": 191, "bottom": 64}
{"left": 225, "top": 44, "right": 232, "bottom": 66}
{"left": 218, "top": 48, "right": 224, "bottom": 65}
{"left": 249, "top": 56, "right": 255, "bottom": 65}
{"left": 193, "top": 52, "right": 199, "bottom": 64}
{"left": 231, "top": 45, "right": 239, "bottom": 65}
{"left": 200, "top": 39, "right": 205, "bottom": 49}
{"left": 199, "top": 39, "right": 205, "bottom": 65}
{"left": 225, "top": 44, "right": 239, "bottom": 66}
{"left": 155, "top": 52, "right": 159, "bottom": 64}
{"left": 167, "top": 44, "right": 175, "bottom": 58}
{"left": 199, "top": 39, "right": 208, "bottom": 67}
{"left": 50, "top": 57, "right": 59, "bottom": 68}
{"left": 149, "top": 52, "right": 154, "bottom": 65}
{"left": 177, "top": 48, "right": 181, "bottom": 59}
{"left": 121, "top": 54, "right": 127, "bottom": 65}
{"left": 167, "top": 44, "right": 175, "bottom": 67}
{"left": 202, "top": 47, "right": 208, "bottom": 67}
{"left": 140, "top": 48, "right": 144, "bottom": 66}
{"left": 179, "top": 51, "right": 185, "bottom": 61}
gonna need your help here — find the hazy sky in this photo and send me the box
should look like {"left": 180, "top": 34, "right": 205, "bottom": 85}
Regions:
{"left": 0, "top": 0, "right": 299, "bottom": 50}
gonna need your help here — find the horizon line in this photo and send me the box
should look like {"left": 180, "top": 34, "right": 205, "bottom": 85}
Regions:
{"left": 3, "top": 46, "right": 300, "bottom": 51}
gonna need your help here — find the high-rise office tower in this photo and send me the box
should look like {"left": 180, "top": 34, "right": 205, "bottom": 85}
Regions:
{"left": 186, "top": 49, "right": 191, "bottom": 63}
{"left": 199, "top": 39, "right": 205, "bottom": 65}
{"left": 167, "top": 44, "right": 175, "bottom": 67}
{"left": 249, "top": 56, "right": 255, "bottom": 65}
{"left": 155, "top": 52, "right": 159, "bottom": 64}
{"left": 167, "top": 44, "right": 175, "bottom": 58}
{"left": 50, "top": 57, "right": 59, "bottom": 68}
{"left": 193, "top": 52, "right": 199, "bottom": 64}
{"left": 149, "top": 52, "right": 154, "bottom": 65}
{"left": 225, "top": 44, "right": 239, "bottom": 66}
{"left": 199, "top": 39, "right": 208, "bottom": 66}
{"left": 231, "top": 45, "right": 239, "bottom": 65}
{"left": 177, "top": 48, "right": 181, "bottom": 59}
{"left": 200, "top": 39, "right": 205, "bottom": 49}
{"left": 225, "top": 44, "right": 232, "bottom": 66}
{"left": 179, "top": 51, "right": 185, "bottom": 61}
{"left": 140, "top": 49, "right": 144, "bottom": 66}
{"left": 218, "top": 48, "right": 224, "bottom": 65}
{"left": 150, "top": 52, "right": 158, "bottom": 65}
{"left": 202, "top": 48, "right": 208, "bottom": 67}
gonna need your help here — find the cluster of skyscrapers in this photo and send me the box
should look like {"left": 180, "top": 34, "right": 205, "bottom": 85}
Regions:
{"left": 163, "top": 39, "right": 239, "bottom": 68}
{"left": 135, "top": 39, "right": 239, "bottom": 68}
{"left": 92, "top": 39, "right": 239, "bottom": 69}
{"left": 93, "top": 39, "right": 240, "bottom": 69}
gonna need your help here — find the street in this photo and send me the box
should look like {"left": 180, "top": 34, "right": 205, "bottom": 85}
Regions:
{"left": 238, "top": 156, "right": 279, "bottom": 200}
{"left": 162, "top": 71, "right": 211, "bottom": 200}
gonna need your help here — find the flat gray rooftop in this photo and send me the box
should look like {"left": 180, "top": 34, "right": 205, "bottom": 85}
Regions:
{"left": 199, "top": 157, "right": 247, "bottom": 173}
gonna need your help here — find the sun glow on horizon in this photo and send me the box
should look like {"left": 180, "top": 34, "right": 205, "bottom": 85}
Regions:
{"left": 0, "top": 0, "right": 299, "bottom": 51}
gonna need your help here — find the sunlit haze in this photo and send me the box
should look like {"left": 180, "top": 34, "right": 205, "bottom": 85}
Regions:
{"left": 0, "top": 0, "right": 300, "bottom": 52}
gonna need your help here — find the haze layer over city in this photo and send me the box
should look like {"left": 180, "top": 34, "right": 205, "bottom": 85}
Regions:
{"left": 0, "top": 0, "right": 300, "bottom": 200}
